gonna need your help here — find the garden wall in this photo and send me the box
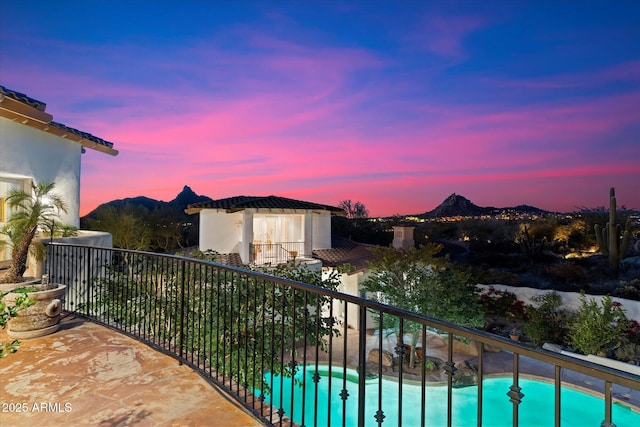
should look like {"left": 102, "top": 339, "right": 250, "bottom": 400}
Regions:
{"left": 477, "top": 284, "right": 640, "bottom": 323}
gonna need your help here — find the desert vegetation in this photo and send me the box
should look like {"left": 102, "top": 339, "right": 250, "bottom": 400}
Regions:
{"left": 478, "top": 286, "right": 640, "bottom": 363}
{"left": 333, "top": 207, "right": 639, "bottom": 300}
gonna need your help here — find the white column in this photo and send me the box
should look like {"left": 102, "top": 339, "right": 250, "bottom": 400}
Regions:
{"left": 304, "top": 212, "right": 313, "bottom": 256}
{"left": 241, "top": 210, "right": 254, "bottom": 264}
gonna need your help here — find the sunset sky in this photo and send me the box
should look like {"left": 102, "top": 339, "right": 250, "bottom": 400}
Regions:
{"left": 1, "top": 1, "right": 639, "bottom": 216}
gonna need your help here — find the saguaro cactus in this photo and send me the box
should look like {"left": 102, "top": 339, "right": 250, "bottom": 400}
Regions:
{"left": 519, "top": 226, "right": 546, "bottom": 265}
{"left": 594, "top": 187, "right": 631, "bottom": 276}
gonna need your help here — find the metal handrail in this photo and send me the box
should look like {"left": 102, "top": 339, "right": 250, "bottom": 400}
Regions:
{"left": 45, "top": 243, "right": 640, "bottom": 427}
{"left": 250, "top": 241, "right": 305, "bottom": 265}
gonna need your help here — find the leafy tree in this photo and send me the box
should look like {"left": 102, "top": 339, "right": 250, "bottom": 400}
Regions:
{"left": 84, "top": 204, "right": 200, "bottom": 253}
{"left": 362, "top": 244, "right": 484, "bottom": 367}
{"left": 527, "top": 219, "right": 559, "bottom": 242}
{"left": 568, "top": 293, "right": 627, "bottom": 355}
{"left": 147, "top": 210, "right": 185, "bottom": 252}
{"left": 331, "top": 214, "right": 394, "bottom": 246}
{"left": 338, "top": 199, "right": 369, "bottom": 219}
{"left": 84, "top": 205, "right": 152, "bottom": 250}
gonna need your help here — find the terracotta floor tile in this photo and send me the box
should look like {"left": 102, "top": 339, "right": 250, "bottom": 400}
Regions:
{"left": 1, "top": 315, "right": 262, "bottom": 427}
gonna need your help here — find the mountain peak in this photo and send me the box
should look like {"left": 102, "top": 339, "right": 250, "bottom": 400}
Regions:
{"left": 442, "top": 193, "right": 472, "bottom": 207}
{"left": 423, "top": 193, "right": 491, "bottom": 218}
{"left": 170, "top": 186, "right": 211, "bottom": 207}
{"left": 419, "top": 193, "right": 548, "bottom": 218}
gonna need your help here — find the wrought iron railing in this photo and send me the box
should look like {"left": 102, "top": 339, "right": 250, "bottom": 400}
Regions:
{"left": 45, "top": 243, "right": 640, "bottom": 427}
{"left": 250, "top": 241, "right": 305, "bottom": 265}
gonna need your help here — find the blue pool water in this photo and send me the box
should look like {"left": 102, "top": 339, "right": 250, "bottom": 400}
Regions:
{"left": 262, "top": 366, "right": 640, "bottom": 427}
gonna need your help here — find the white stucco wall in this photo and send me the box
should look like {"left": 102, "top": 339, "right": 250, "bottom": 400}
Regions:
{"left": 42, "top": 231, "right": 113, "bottom": 312}
{"left": 241, "top": 210, "right": 254, "bottom": 263}
{"left": 50, "top": 230, "right": 113, "bottom": 248}
{"left": 198, "top": 208, "right": 334, "bottom": 263}
{"left": 26, "top": 231, "right": 114, "bottom": 278}
{"left": 323, "top": 268, "right": 375, "bottom": 331}
{"left": 198, "top": 210, "right": 243, "bottom": 255}
{"left": 340, "top": 270, "right": 365, "bottom": 330}
{"left": 312, "top": 211, "right": 332, "bottom": 249}
{"left": 304, "top": 212, "right": 313, "bottom": 255}
{"left": 0, "top": 118, "right": 82, "bottom": 227}
{"left": 477, "top": 284, "right": 640, "bottom": 323}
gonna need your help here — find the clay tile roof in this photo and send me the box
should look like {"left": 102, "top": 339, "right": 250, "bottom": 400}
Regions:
{"left": 313, "top": 237, "right": 378, "bottom": 273}
{"left": 50, "top": 121, "right": 116, "bottom": 150}
{"left": 0, "top": 85, "right": 117, "bottom": 155}
{"left": 0, "top": 85, "right": 47, "bottom": 111}
{"left": 216, "top": 253, "right": 244, "bottom": 267}
{"left": 188, "top": 195, "right": 344, "bottom": 213}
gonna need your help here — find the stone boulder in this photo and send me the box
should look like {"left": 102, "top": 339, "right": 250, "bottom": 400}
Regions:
{"left": 452, "top": 360, "right": 478, "bottom": 387}
{"left": 367, "top": 349, "right": 395, "bottom": 374}
{"left": 423, "top": 356, "right": 444, "bottom": 372}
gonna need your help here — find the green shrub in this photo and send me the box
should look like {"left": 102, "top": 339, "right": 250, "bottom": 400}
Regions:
{"left": 623, "top": 320, "right": 640, "bottom": 345}
{"left": 1, "top": 291, "right": 35, "bottom": 358}
{"left": 523, "top": 291, "right": 572, "bottom": 346}
{"left": 478, "top": 286, "right": 527, "bottom": 321}
{"left": 568, "top": 293, "right": 627, "bottom": 355}
{"left": 614, "top": 342, "right": 640, "bottom": 365}
{"left": 613, "top": 279, "right": 640, "bottom": 301}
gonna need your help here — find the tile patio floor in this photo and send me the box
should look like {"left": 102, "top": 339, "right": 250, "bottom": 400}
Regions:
{"left": 1, "top": 315, "right": 262, "bottom": 427}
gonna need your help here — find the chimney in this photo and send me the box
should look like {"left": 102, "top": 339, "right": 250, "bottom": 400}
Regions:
{"left": 392, "top": 225, "right": 415, "bottom": 250}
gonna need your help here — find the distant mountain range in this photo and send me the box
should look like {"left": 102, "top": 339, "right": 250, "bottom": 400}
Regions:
{"left": 418, "top": 193, "right": 548, "bottom": 219}
{"left": 81, "top": 185, "right": 212, "bottom": 221}
{"left": 82, "top": 188, "right": 548, "bottom": 221}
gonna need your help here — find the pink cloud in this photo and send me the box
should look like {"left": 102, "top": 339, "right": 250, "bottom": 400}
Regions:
{"left": 4, "top": 25, "right": 637, "bottom": 217}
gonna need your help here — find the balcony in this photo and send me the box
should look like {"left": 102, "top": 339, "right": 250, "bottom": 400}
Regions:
{"left": 250, "top": 241, "right": 311, "bottom": 266}
{"left": 3, "top": 243, "right": 639, "bottom": 426}
{"left": 0, "top": 316, "right": 260, "bottom": 426}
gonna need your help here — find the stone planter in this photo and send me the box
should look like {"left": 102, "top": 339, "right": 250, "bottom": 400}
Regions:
{"left": 2, "top": 284, "right": 66, "bottom": 339}
{"left": 0, "top": 277, "right": 39, "bottom": 293}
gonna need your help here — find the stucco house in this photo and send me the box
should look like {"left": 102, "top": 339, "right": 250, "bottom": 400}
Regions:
{"left": 314, "top": 226, "right": 415, "bottom": 329}
{"left": 187, "top": 196, "right": 415, "bottom": 331}
{"left": 0, "top": 85, "right": 118, "bottom": 267}
{"left": 186, "top": 195, "right": 345, "bottom": 266}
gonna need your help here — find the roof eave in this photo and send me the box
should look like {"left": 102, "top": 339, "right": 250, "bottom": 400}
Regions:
{"left": 0, "top": 95, "right": 53, "bottom": 124}
{"left": 0, "top": 92, "right": 117, "bottom": 156}
{"left": 79, "top": 138, "right": 119, "bottom": 156}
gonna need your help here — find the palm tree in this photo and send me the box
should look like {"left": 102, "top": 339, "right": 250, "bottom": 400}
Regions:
{"left": 0, "top": 182, "right": 68, "bottom": 284}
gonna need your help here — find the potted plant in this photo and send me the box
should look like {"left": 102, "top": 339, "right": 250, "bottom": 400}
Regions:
{"left": 0, "top": 181, "right": 74, "bottom": 338}
{"left": 0, "top": 291, "right": 34, "bottom": 356}
{"left": 510, "top": 327, "right": 521, "bottom": 341}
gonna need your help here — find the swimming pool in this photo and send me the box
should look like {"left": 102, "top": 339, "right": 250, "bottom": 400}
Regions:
{"left": 262, "top": 366, "right": 640, "bottom": 427}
